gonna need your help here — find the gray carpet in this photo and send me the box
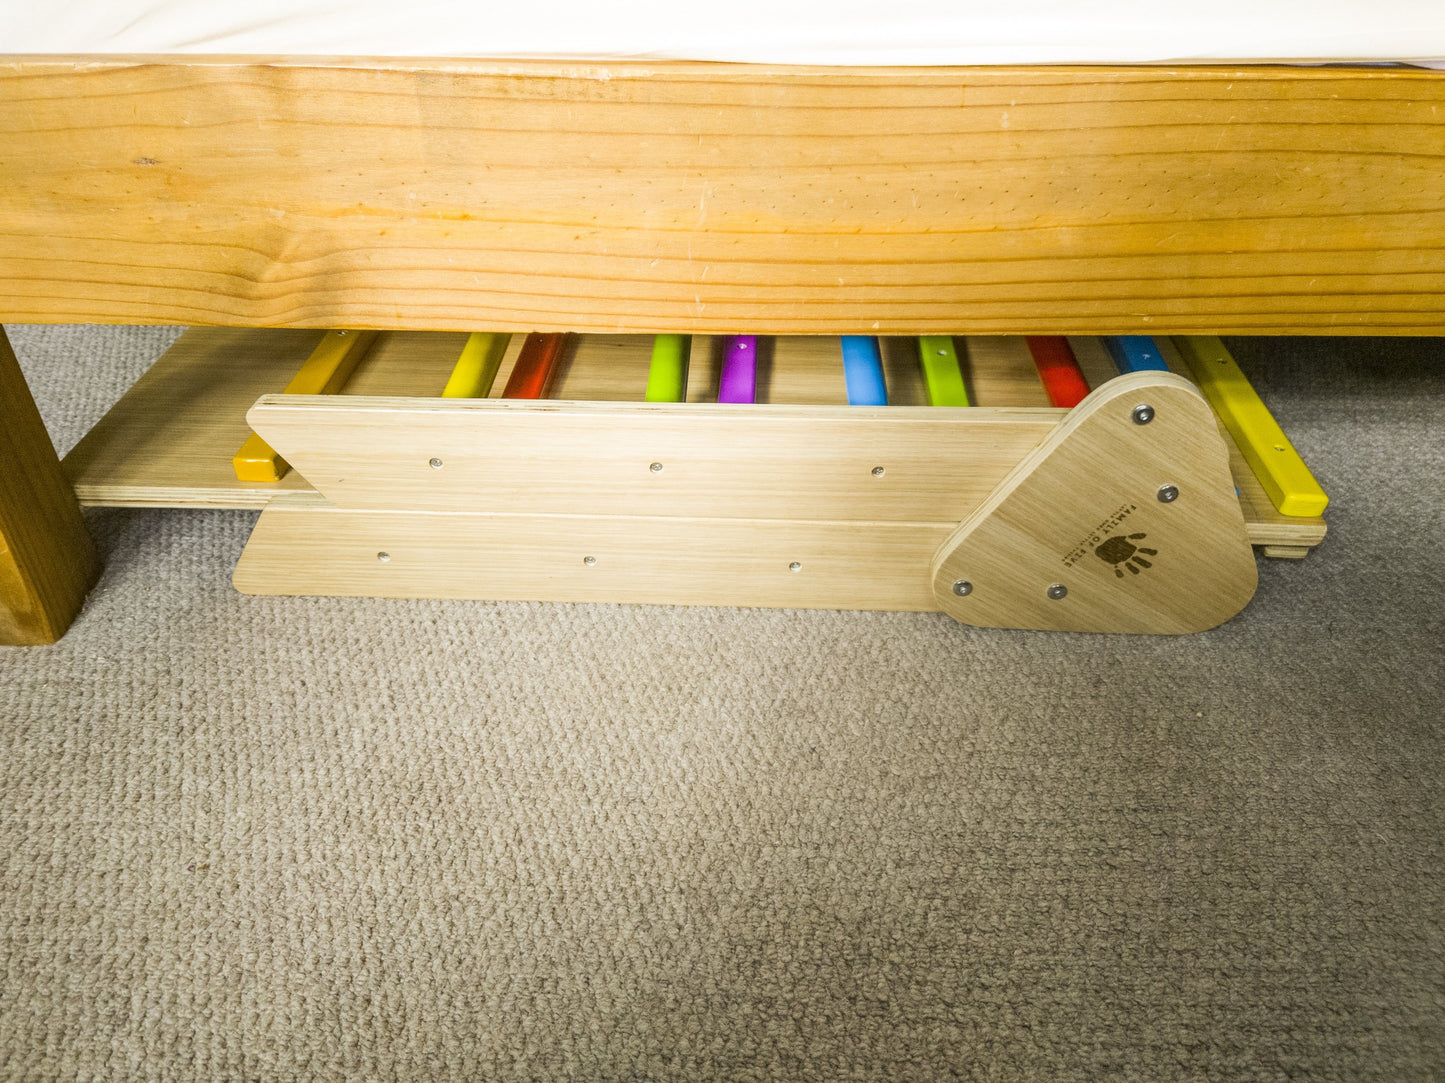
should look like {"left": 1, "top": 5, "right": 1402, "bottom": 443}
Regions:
{"left": 1, "top": 326, "right": 1442, "bottom": 1081}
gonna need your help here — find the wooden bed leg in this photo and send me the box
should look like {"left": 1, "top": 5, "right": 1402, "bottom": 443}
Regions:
{"left": 0, "top": 327, "right": 99, "bottom": 644}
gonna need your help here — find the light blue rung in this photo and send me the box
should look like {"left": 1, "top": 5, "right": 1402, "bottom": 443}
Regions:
{"left": 1103, "top": 336, "right": 1169, "bottom": 374}
{"left": 841, "top": 336, "right": 887, "bottom": 406}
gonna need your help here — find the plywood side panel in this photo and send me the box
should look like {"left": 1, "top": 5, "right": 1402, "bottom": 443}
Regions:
{"left": 245, "top": 395, "right": 1065, "bottom": 520}
{"left": 931, "top": 372, "right": 1258, "bottom": 633}
{"left": 3, "top": 59, "right": 1443, "bottom": 333}
{"left": 233, "top": 494, "right": 947, "bottom": 610}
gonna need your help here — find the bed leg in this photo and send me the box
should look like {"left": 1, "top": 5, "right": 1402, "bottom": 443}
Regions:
{"left": 0, "top": 327, "right": 99, "bottom": 644}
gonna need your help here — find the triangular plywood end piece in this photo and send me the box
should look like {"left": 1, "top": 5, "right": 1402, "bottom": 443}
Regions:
{"left": 931, "top": 372, "right": 1257, "bottom": 634}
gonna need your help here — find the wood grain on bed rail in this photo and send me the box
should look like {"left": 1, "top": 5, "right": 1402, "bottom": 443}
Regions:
{"left": 1, "top": 59, "right": 1441, "bottom": 333}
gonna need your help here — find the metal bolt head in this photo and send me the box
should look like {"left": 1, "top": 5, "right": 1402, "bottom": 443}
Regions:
{"left": 1132, "top": 404, "right": 1155, "bottom": 425}
{"left": 871, "top": 466, "right": 885, "bottom": 477}
{"left": 951, "top": 579, "right": 973, "bottom": 597}
{"left": 649, "top": 462, "right": 664, "bottom": 473}
{"left": 1158, "top": 483, "right": 1180, "bottom": 503}
{"left": 377, "top": 552, "right": 390, "bottom": 563}
{"left": 583, "top": 555, "right": 596, "bottom": 566}
{"left": 788, "top": 562, "right": 802, "bottom": 573}
{"left": 429, "top": 457, "right": 444, "bottom": 469}
{"left": 1046, "top": 583, "right": 1068, "bottom": 600}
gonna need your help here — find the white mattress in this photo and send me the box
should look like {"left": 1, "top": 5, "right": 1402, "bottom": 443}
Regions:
{"left": 3, "top": 0, "right": 1444, "bottom": 66}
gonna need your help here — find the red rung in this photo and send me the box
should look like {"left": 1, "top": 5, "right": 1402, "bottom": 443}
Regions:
{"left": 1025, "top": 336, "right": 1091, "bottom": 408}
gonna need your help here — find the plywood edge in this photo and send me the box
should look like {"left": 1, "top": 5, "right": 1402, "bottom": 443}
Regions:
{"left": 245, "top": 488, "right": 959, "bottom": 526}
{"left": 1244, "top": 517, "right": 1326, "bottom": 548}
{"left": 67, "top": 478, "right": 310, "bottom": 510}
{"left": 246, "top": 394, "right": 1066, "bottom": 426}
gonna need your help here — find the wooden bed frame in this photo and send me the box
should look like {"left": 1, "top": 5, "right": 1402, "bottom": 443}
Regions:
{"left": 1, "top": 58, "right": 1440, "bottom": 642}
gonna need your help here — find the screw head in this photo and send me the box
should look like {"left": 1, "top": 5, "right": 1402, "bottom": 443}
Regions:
{"left": 788, "top": 562, "right": 802, "bottom": 573}
{"left": 377, "top": 552, "right": 390, "bottom": 563}
{"left": 429, "top": 457, "right": 444, "bottom": 469}
{"left": 649, "top": 462, "right": 663, "bottom": 473}
{"left": 583, "top": 555, "right": 596, "bottom": 566}
{"left": 871, "top": 466, "right": 885, "bottom": 477}
{"left": 1046, "top": 583, "right": 1068, "bottom": 600}
{"left": 1132, "top": 404, "right": 1155, "bottom": 425}
{"left": 1158, "top": 483, "right": 1180, "bottom": 503}
{"left": 951, "top": 579, "right": 973, "bottom": 597}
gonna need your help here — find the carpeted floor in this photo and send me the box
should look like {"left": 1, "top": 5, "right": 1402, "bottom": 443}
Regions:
{"left": 1, "top": 326, "right": 1442, "bottom": 1081}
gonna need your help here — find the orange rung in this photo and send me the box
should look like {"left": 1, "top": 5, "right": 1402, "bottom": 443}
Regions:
{"left": 502, "top": 333, "right": 568, "bottom": 399}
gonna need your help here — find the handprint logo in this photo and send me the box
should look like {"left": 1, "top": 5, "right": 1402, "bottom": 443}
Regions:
{"left": 1095, "top": 533, "right": 1157, "bottom": 578}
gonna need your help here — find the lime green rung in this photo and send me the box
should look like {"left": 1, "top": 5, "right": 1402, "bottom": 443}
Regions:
{"left": 917, "top": 336, "right": 970, "bottom": 407}
{"left": 645, "top": 334, "right": 691, "bottom": 402}
{"left": 1173, "top": 336, "right": 1329, "bottom": 517}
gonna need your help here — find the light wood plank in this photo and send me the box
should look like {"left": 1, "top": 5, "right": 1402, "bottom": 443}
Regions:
{"left": 1067, "top": 335, "right": 1123, "bottom": 393}
{"left": 3, "top": 59, "right": 1442, "bottom": 334}
{"left": 61, "top": 327, "right": 474, "bottom": 508}
{"left": 932, "top": 372, "right": 1258, "bottom": 634}
{"left": 0, "top": 327, "right": 99, "bottom": 643}
{"left": 961, "top": 337, "right": 1050, "bottom": 407}
{"left": 64, "top": 328, "right": 325, "bottom": 508}
{"left": 245, "top": 395, "right": 1065, "bottom": 521}
{"left": 234, "top": 493, "right": 946, "bottom": 610}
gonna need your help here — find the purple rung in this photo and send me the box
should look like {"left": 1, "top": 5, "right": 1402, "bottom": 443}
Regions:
{"left": 717, "top": 335, "right": 757, "bottom": 404}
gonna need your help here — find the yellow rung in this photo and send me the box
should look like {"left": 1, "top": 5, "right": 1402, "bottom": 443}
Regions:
{"left": 280, "top": 329, "right": 378, "bottom": 395}
{"left": 442, "top": 332, "right": 511, "bottom": 398}
{"left": 233, "top": 431, "right": 289, "bottom": 483}
{"left": 233, "top": 329, "right": 378, "bottom": 482}
{"left": 1173, "top": 336, "right": 1328, "bottom": 517}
